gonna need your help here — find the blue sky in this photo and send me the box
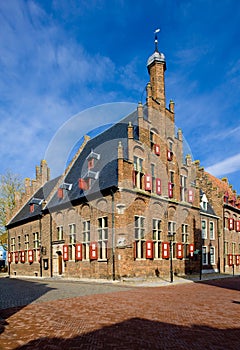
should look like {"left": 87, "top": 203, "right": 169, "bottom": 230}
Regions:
{"left": 0, "top": 0, "right": 240, "bottom": 193}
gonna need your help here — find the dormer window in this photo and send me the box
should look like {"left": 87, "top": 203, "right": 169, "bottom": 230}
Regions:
{"left": 29, "top": 198, "right": 43, "bottom": 212}
{"left": 87, "top": 150, "right": 100, "bottom": 161}
{"left": 60, "top": 183, "right": 72, "bottom": 191}
{"left": 200, "top": 193, "right": 208, "bottom": 211}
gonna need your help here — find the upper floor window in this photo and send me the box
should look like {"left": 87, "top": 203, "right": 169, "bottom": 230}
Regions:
{"left": 180, "top": 175, "right": 187, "bottom": 201}
{"left": 133, "top": 156, "right": 144, "bottom": 189}
{"left": 57, "top": 226, "right": 63, "bottom": 241}
{"left": 18, "top": 236, "right": 21, "bottom": 250}
{"left": 25, "top": 234, "right": 29, "bottom": 250}
{"left": 33, "top": 232, "right": 40, "bottom": 249}
{"left": 202, "top": 220, "right": 207, "bottom": 239}
{"left": 209, "top": 222, "right": 214, "bottom": 240}
{"left": 10, "top": 237, "right": 15, "bottom": 252}
{"left": 168, "top": 221, "right": 176, "bottom": 237}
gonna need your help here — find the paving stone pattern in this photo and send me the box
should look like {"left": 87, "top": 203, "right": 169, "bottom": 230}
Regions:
{"left": 0, "top": 277, "right": 240, "bottom": 349}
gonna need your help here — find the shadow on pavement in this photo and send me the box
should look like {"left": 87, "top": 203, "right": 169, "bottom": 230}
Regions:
{"left": 197, "top": 276, "right": 240, "bottom": 292}
{"left": 13, "top": 317, "right": 240, "bottom": 350}
{"left": 0, "top": 278, "right": 55, "bottom": 335}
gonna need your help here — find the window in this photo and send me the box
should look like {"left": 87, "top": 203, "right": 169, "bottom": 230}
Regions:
{"left": 210, "top": 246, "right": 215, "bottom": 265}
{"left": 10, "top": 237, "right": 15, "bottom": 252}
{"left": 209, "top": 222, "right": 214, "bottom": 240}
{"left": 150, "top": 131, "right": 154, "bottom": 150}
{"left": 33, "top": 232, "right": 40, "bottom": 249}
{"left": 168, "top": 221, "right": 176, "bottom": 237}
{"left": 224, "top": 241, "right": 228, "bottom": 255}
{"left": 25, "top": 234, "right": 29, "bottom": 251}
{"left": 232, "top": 242, "right": 236, "bottom": 255}
{"left": 202, "top": 246, "right": 208, "bottom": 265}
{"left": 18, "top": 236, "right": 21, "bottom": 250}
{"left": 133, "top": 156, "right": 144, "bottom": 189}
{"left": 151, "top": 164, "right": 155, "bottom": 193}
{"left": 169, "top": 141, "right": 173, "bottom": 152}
{"left": 182, "top": 224, "right": 188, "bottom": 258}
{"left": 68, "top": 224, "right": 76, "bottom": 260}
{"left": 201, "top": 220, "right": 207, "bottom": 239}
{"left": 57, "top": 226, "right": 63, "bottom": 241}
{"left": 83, "top": 220, "right": 90, "bottom": 260}
{"left": 180, "top": 175, "right": 187, "bottom": 201}
{"left": 98, "top": 217, "right": 108, "bottom": 260}
{"left": 135, "top": 216, "right": 145, "bottom": 259}
{"left": 153, "top": 219, "right": 161, "bottom": 258}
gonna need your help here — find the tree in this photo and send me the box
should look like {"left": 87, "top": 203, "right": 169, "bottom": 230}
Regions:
{"left": 0, "top": 170, "right": 24, "bottom": 239}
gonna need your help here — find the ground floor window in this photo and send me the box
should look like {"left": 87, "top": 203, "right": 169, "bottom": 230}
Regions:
{"left": 210, "top": 246, "right": 215, "bottom": 265}
{"left": 83, "top": 220, "right": 90, "bottom": 260}
{"left": 202, "top": 246, "right": 208, "bottom": 265}
{"left": 153, "top": 219, "right": 161, "bottom": 258}
{"left": 69, "top": 224, "right": 76, "bottom": 260}
{"left": 135, "top": 216, "right": 145, "bottom": 259}
{"left": 98, "top": 217, "right": 108, "bottom": 260}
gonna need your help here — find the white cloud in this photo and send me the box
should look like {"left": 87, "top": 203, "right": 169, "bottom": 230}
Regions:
{"left": 205, "top": 153, "right": 240, "bottom": 177}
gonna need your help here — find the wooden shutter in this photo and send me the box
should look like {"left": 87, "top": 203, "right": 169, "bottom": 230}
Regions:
{"left": 168, "top": 182, "right": 173, "bottom": 198}
{"left": 21, "top": 250, "right": 25, "bottom": 263}
{"left": 156, "top": 178, "right": 161, "bottom": 195}
{"left": 154, "top": 144, "right": 160, "bottom": 156}
{"left": 236, "top": 220, "right": 240, "bottom": 232}
{"left": 29, "top": 204, "right": 34, "bottom": 213}
{"left": 145, "top": 174, "right": 152, "bottom": 191}
{"left": 162, "top": 242, "right": 170, "bottom": 259}
{"left": 28, "top": 250, "right": 34, "bottom": 263}
{"left": 15, "top": 251, "right": 19, "bottom": 263}
{"left": 8, "top": 252, "right": 12, "bottom": 263}
{"left": 58, "top": 188, "right": 63, "bottom": 199}
{"left": 188, "top": 189, "right": 194, "bottom": 203}
{"left": 176, "top": 243, "right": 183, "bottom": 259}
{"left": 236, "top": 255, "right": 240, "bottom": 266}
{"left": 63, "top": 245, "right": 69, "bottom": 261}
{"left": 189, "top": 244, "right": 194, "bottom": 258}
{"left": 90, "top": 242, "right": 98, "bottom": 260}
{"left": 75, "top": 243, "right": 82, "bottom": 261}
{"left": 228, "top": 218, "right": 234, "bottom": 230}
{"left": 228, "top": 254, "right": 233, "bottom": 266}
{"left": 78, "top": 178, "right": 89, "bottom": 190}
{"left": 146, "top": 240, "right": 153, "bottom": 259}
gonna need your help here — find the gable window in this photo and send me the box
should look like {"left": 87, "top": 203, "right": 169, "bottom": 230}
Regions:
{"left": 83, "top": 220, "right": 90, "bottom": 260}
{"left": 209, "top": 222, "right": 214, "bottom": 240}
{"left": 153, "top": 219, "right": 161, "bottom": 259}
{"left": 57, "top": 226, "right": 63, "bottom": 241}
{"left": 133, "top": 156, "right": 144, "bottom": 189}
{"left": 167, "top": 141, "right": 173, "bottom": 161}
{"left": 98, "top": 217, "right": 108, "bottom": 260}
{"left": 68, "top": 224, "right": 76, "bottom": 260}
{"left": 135, "top": 216, "right": 145, "bottom": 259}
{"left": 202, "top": 220, "right": 207, "bottom": 239}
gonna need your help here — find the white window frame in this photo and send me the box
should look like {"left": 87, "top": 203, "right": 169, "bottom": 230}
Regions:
{"left": 57, "top": 226, "right": 63, "bottom": 241}
{"left": 133, "top": 156, "right": 144, "bottom": 189}
{"left": 83, "top": 220, "right": 90, "bottom": 260}
{"left": 68, "top": 224, "right": 76, "bottom": 260}
{"left": 98, "top": 217, "right": 108, "bottom": 260}
{"left": 209, "top": 221, "right": 214, "bottom": 240}
{"left": 201, "top": 220, "right": 207, "bottom": 239}
{"left": 153, "top": 219, "right": 161, "bottom": 259}
{"left": 202, "top": 246, "right": 208, "bottom": 265}
{"left": 135, "top": 216, "right": 145, "bottom": 259}
{"left": 10, "top": 237, "right": 15, "bottom": 252}
{"left": 33, "top": 232, "right": 40, "bottom": 249}
{"left": 180, "top": 175, "right": 187, "bottom": 202}
{"left": 210, "top": 246, "right": 215, "bottom": 265}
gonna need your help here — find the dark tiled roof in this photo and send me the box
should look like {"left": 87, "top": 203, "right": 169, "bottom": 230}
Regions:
{"left": 7, "top": 176, "right": 60, "bottom": 228}
{"left": 47, "top": 108, "right": 140, "bottom": 210}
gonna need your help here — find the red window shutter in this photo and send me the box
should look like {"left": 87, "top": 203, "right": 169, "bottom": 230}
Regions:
{"left": 63, "top": 245, "right": 69, "bottom": 261}
{"left": 189, "top": 244, "right": 194, "bottom": 258}
{"left": 78, "top": 178, "right": 89, "bottom": 190}
{"left": 167, "top": 150, "right": 173, "bottom": 161}
{"left": 236, "top": 255, "right": 240, "bottom": 266}
{"left": 188, "top": 189, "right": 194, "bottom": 203}
{"left": 228, "top": 218, "right": 234, "bottom": 230}
{"left": 176, "top": 243, "right": 183, "bottom": 259}
{"left": 228, "top": 254, "right": 233, "bottom": 266}
{"left": 236, "top": 220, "right": 240, "bottom": 232}
{"left": 58, "top": 188, "right": 63, "bottom": 199}
{"left": 146, "top": 240, "right": 153, "bottom": 259}
{"left": 15, "top": 252, "right": 19, "bottom": 263}
{"left": 21, "top": 251, "right": 25, "bottom": 263}
{"left": 75, "top": 243, "right": 82, "bottom": 261}
{"left": 154, "top": 144, "right": 160, "bottom": 156}
{"left": 168, "top": 182, "right": 173, "bottom": 198}
{"left": 90, "top": 242, "right": 98, "bottom": 260}
{"left": 156, "top": 178, "right": 161, "bottom": 195}
{"left": 28, "top": 250, "right": 34, "bottom": 263}
{"left": 145, "top": 174, "right": 152, "bottom": 191}
{"left": 8, "top": 252, "right": 12, "bottom": 263}
{"left": 132, "top": 170, "right": 136, "bottom": 187}
{"left": 162, "top": 242, "right": 170, "bottom": 259}
{"left": 29, "top": 204, "right": 34, "bottom": 213}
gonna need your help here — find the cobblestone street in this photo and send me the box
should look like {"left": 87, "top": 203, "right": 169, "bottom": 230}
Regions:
{"left": 0, "top": 276, "right": 240, "bottom": 349}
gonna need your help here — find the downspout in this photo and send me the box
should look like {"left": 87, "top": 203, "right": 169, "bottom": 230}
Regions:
{"left": 111, "top": 190, "right": 116, "bottom": 281}
{"left": 7, "top": 229, "right": 10, "bottom": 276}
{"left": 50, "top": 213, "right": 53, "bottom": 277}
{"left": 39, "top": 215, "right": 42, "bottom": 277}
{"left": 223, "top": 205, "right": 225, "bottom": 273}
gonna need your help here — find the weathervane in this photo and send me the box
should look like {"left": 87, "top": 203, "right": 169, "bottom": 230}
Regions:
{"left": 154, "top": 28, "right": 160, "bottom": 52}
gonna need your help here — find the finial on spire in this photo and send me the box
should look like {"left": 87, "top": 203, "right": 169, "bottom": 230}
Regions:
{"left": 154, "top": 28, "right": 160, "bottom": 52}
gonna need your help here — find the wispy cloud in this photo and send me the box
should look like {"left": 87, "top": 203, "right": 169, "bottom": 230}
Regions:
{"left": 205, "top": 153, "right": 240, "bottom": 177}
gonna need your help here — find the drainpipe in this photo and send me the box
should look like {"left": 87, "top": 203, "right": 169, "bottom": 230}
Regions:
{"left": 223, "top": 206, "right": 225, "bottom": 273}
{"left": 39, "top": 215, "right": 42, "bottom": 277}
{"left": 111, "top": 190, "right": 116, "bottom": 281}
{"left": 7, "top": 229, "right": 10, "bottom": 276}
{"left": 50, "top": 214, "right": 53, "bottom": 277}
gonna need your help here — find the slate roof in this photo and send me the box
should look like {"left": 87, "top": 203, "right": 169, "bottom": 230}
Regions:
{"left": 7, "top": 106, "right": 146, "bottom": 225}
{"left": 7, "top": 176, "right": 60, "bottom": 228}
